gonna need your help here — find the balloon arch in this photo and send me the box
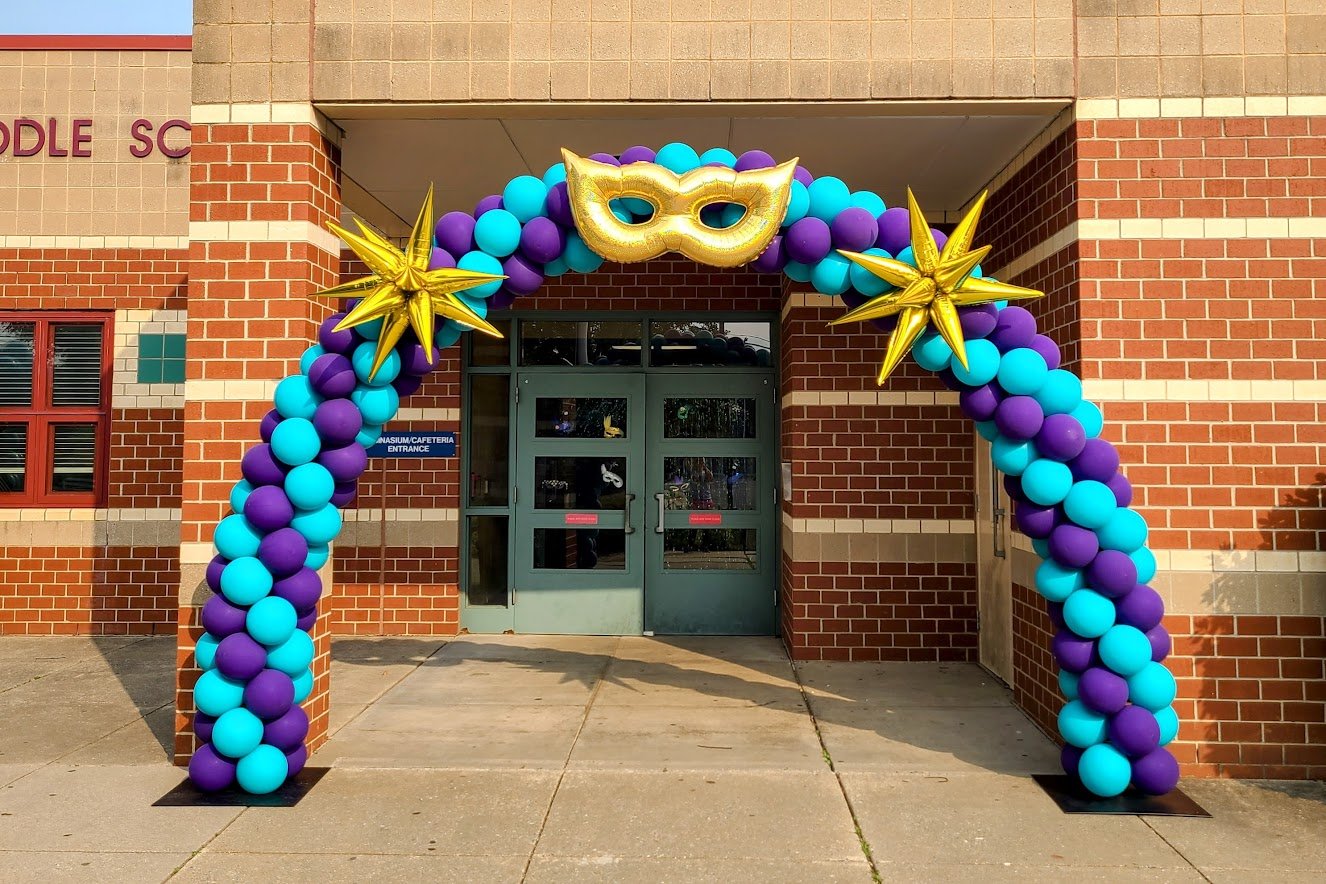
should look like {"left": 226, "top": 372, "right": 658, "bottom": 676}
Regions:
{"left": 186, "top": 143, "right": 1181, "bottom": 800}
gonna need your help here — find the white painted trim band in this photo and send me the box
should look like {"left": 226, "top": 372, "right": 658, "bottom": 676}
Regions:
{"left": 782, "top": 512, "right": 975, "bottom": 536}
{"left": 0, "top": 235, "right": 189, "bottom": 249}
{"left": 183, "top": 379, "right": 280, "bottom": 403}
{"left": 1085, "top": 377, "right": 1326, "bottom": 403}
{"left": 188, "top": 220, "right": 341, "bottom": 257}
{"left": 1077, "top": 95, "right": 1326, "bottom": 120}
{"left": 0, "top": 508, "right": 182, "bottom": 522}
{"left": 343, "top": 508, "right": 458, "bottom": 523}
{"left": 396, "top": 408, "right": 460, "bottom": 422}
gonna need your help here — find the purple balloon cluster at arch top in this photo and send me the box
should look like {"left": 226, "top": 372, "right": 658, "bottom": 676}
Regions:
{"left": 190, "top": 143, "right": 1179, "bottom": 798}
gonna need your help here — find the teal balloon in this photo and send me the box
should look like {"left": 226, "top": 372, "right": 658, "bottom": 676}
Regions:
{"left": 975, "top": 420, "right": 999, "bottom": 442}
{"left": 214, "top": 514, "right": 262, "bottom": 559}
{"left": 267, "top": 630, "right": 315, "bottom": 676}
{"left": 1129, "top": 662, "right": 1177, "bottom": 711}
{"left": 351, "top": 384, "right": 399, "bottom": 426}
{"left": 541, "top": 162, "right": 566, "bottom": 187}
{"left": 285, "top": 463, "right": 334, "bottom": 511}
{"left": 212, "top": 708, "right": 264, "bottom": 759}
{"left": 355, "top": 318, "right": 384, "bottom": 340}
{"left": 247, "top": 595, "right": 297, "bottom": 647}
{"left": 195, "top": 633, "right": 220, "bottom": 670}
{"left": 291, "top": 503, "right": 342, "bottom": 546}
{"left": 457, "top": 289, "right": 487, "bottom": 315}
{"left": 457, "top": 250, "right": 505, "bottom": 297}
{"left": 997, "top": 348, "right": 1049, "bottom": 396}
{"left": 473, "top": 209, "right": 521, "bottom": 257}
{"left": 609, "top": 199, "right": 633, "bottom": 223}
{"left": 1063, "top": 589, "right": 1116, "bottom": 638}
{"left": 912, "top": 331, "right": 954, "bottom": 371}
{"left": 220, "top": 556, "right": 273, "bottom": 606}
{"left": 622, "top": 197, "right": 652, "bottom": 217}
{"left": 699, "top": 147, "right": 737, "bottom": 166}
{"left": 356, "top": 423, "right": 383, "bottom": 447}
{"left": 720, "top": 203, "right": 746, "bottom": 228}
{"left": 304, "top": 542, "right": 330, "bottom": 570}
{"left": 992, "top": 437, "right": 1038, "bottom": 476}
{"left": 271, "top": 418, "right": 322, "bottom": 467}
{"left": 1079, "top": 743, "right": 1131, "bottom": 797}
{"left": 1154, "top": 706, "right": 1180, "bottom": 745}
{"left": 1022, "top": 459, "right": 1073, "bottom": 505}
{"left": 849, "top": 247, "right": 892, "bottom": 296}
{"left": 229, "top": 480, "right": 254, "bottom": 514}
{"left": 811, "top": 253, "right": 852, "bottom": 295}
{"left": 783, "top": 260, "right": 812, "bottom": 282}
{"left": 1063, "top": 480, "right": 1117, "bottom": 531}
{"left": 274, "top": 375, "right": 321, "bottom": 420}
{"left": 194, "top": 669, "right": 246, "bottom": 717}
{"left": 350, "top": 341, "right": 399, "bottom": 387}
{"left": 236, "top": 744, "right": 288, "bottom": 795}
{"left": 502, "top": 175, "right": 548, "bottom": 223}
{"left": 1099, "top": 624, "right": 1151, "bottom": 676}
{"left": 951, "top": 338, "right": 1000, "bottom": 386}
{"left": 292, "top": 668, "right": 314, "bottom": 703}
{"left": 896, "top": 246, "right": 916, "bottom": 267}
{"left": 1099, "top": 508, "right": 1148, "bottom": 552}
{"left": 298, "top": 345, "right": 324, "bottom": 375}
{"left": 543, "top": 256, "right": 568, "bottom": 277}
{"left": 1036, "top": 370, "right": 1083, "bottom": 415}
{"left": 1035, "top": 559, "right": 1084, "bottom": 603}
{"left": 849, "top": 191, "right": 886, "bottom": 216}
{"left": 1131, "top": 547, "right": 1157, "bottom": 583}
{"left": 783, "top": 180, "right": 810, "bottom": 226}
{"left": 1058, "top": 699, "right": 1107, "bottom": 748}
{"left": 807, "top": 176, "right": 850, "bottom": 221}
{"left": 1032, "top": 537, "right": 1051, "bottom": 558}
{"left": 1059, "top": 669, "right": 1080, "bottom": 699}
{"left": 656, "top": 142, "right": 701, "bottom": 174}
{"left": 1072, "top": 400, "right": 1104, "bottom": 438}
{"left": 562, "top": 232, "right": 604, "bottom": 273}
{"left": 435, "top": 323, "right": 464, "bottom": 349}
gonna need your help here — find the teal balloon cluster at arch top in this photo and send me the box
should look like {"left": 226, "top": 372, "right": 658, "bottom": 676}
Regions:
{"left": 188, "top": 143, "right": 1180, "bottom": 798}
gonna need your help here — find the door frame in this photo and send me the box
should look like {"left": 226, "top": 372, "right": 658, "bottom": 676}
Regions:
{"left": 974, "top": 429, "right": 1014, "bottom": 685}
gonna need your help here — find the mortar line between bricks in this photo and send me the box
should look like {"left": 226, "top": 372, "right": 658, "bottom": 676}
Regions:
{"left": 1141, "top": 815, "right": 1214, "bottom": 883}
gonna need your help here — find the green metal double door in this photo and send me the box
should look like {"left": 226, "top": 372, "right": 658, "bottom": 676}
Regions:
{"left": 513, "top": 372, "right": 776, "bottom": 635}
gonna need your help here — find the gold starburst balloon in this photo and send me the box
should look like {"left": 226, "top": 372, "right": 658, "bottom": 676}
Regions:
{"left": 832, "top": 189, "right": 1043, "bottom": 385}
{"left": 315, "top": 187, "right": 506, "bottom": 380}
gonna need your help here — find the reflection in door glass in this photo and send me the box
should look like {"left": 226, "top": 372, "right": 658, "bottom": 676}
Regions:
{"left": 520, "top": 320, "right": 642, "bottom": 366}
{"left": 534, "top": 457, "right": 628, "bottom": 510}
{"left": 663, "top": 457, "right": 757, "bottom": 510}
{"left": 468, "top": 319, "right": 511, "bottom": 366}
{"left": 663, "top": 397, "right": 756, "bottom": 439}
{"left": 469, "top": 375, "right": 509, "bottom": 506}
{"left": 663, "top": 529, "right": 757, "bottom": 570}
{"left": 649, "top": 320, "right": 773, "bottom": 367}
{"left": 534, "top": 528, "right": 626, "bottom": 570}
{"left": 534, "top": 396, "right": 628, "bottom": 438}
{"left": 468, "top": 516, "right": 508, "bottom": 605}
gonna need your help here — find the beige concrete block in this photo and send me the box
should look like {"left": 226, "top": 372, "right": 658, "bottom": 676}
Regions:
{"left": 832, "top": 0, "right": 869, "bottom": 17}
{"left": 1118, "top": 0, "right": 1157, "bottom": 12}
{"left": 912, "top": 0, "right": 954, "bottom": 18}
{"left": 550, "top": 60, "right": 589, "bottom": 98}
{"left": 753, "top": 0, "right": 791, "bottom": 18}
{"left": 847, "top": 532, "right": 877, "bottom": 564}
{"left": 1244, "top": 14, "right": 1286, "bottom": 55}
{"left": 230, "top": 23, "right": 273, "bottom": 64}
{"left": 711, "top": 60, "right": 751, "bottom": 98}
{"left": 790, "top": 59, "right": 830, "bottom": 97}
{"left": 273, "top": 24, "right": 311, "bottom": 63}
{"left": 472, "top": 22, "right": 511, "bottom": 61}
{"left": 750, "top": 58, "right": 790, "bottom": 97}
{"left": 870, "top": 59, "right": 909, "bottom": 97}
{"left": 351, "top": 60, "right": 391, "bottom": 99}
{"left": 994, "top": 0, "right": 1034, "bottom": 15}
{"left": 551, "top": 22, "right": 590, "bottom": 60}
{"left": 1287, "top": 54, "right": 1326, "bottom": 92}
{"left": 591, "top": 0, "right": 630, "bottom": 19}
{"left": 1158, "top": 15, "right": 1199, "bottom": 55}
{"left": 231, "top": 62, "right": 274, "bottom": 102}
{"left": 511, "top": 21, "right": 551, "bottom": 60}
{"left": 832, "top": 60, "right": 870, "bottom": 97}
{"left": 392, "top": 23, "right": 431, "bottom": 61}
{"left": 471, "top": 60, "right": 511, "bottom": 99}
{"left": 431, "top": 22, "right": 470, "bottom": 61}
{"left": 1287, "top": 15, "right": 1326, "bottom": 54}
{"left": 430, "top": 61, "right": 471, "bottom": 98}
{"left": 952, "top": 19, "right": 993, "bottom": 59}
{"left": 713, "top": 22, "right": 751, "bottom": 60}
{"left": 1245, "top": 54, "right": 1287, "bottom": 94}
{"left": 352, "top": 23, "right": 391, "bottom": 61}
{"left": 550, "top": 0, "right": 590, "bottom": 21}
{"left": 791, "top": 20, "right": 829, "bottom": 59}
{"left": 671, "top": 22, "right": 709, "bottom": 60}
{"left": 1078, "top": 56, "right": 1117, "bottom": 97}
{"left": 1119, "top": 15, "right": 1160, "bottom": 57}
{"left": 196, "top": 0, "right": 235, "bottom": 24}
{"left": 669, "top": 60, "right": 710, "bottom": 99}
{"left": 871, "top": 21, "right": 911, "bottom": 57}
{"left": 672, "top": 0, "right": 713, "bottom": 19}
{"left": 629, "top": 60, "right": 669, "bottom": 98}
{"left": 1035, "top": 0, "right": 1072, "bottom": 16}
{"left": 193, "top": 24, "right": 232, "bottom": 65}
{"left": 991, "top": 18, "right": 1034, "bottom": 57}
{"left": 312, "top": 60, "right": 351, "bottom": 99}
{"left": 630, "top": 22, "right": 669, "bottom": 61}
{"left": 820, "top": 531, "right": 849, "bottom": 564}
{"left": 829, "top": 21, "right": 869, "bottom": 60}
{"left": 271, "top": 61, "right": 311, "bottom": 101}
{"left": 588, "top": 61, "right": 629, "bottom": 98}
{"left": 1202, "top": 54, "right": 1244, "bottom": 95}
{"left": 629, "top": 0, "right": 668, "bottom": 18}
{"left": 751, "top": 21, "right": 790, "bottom": 58}
{"left": 1159, "top": 55, "right": 1202, "bottom": 96}
{"left": 1077, "top": 16, "right": 1116, "bottom": 57}
{"left": 1111, "top": 53, "right": 1157, "bottom": 95}
{"left": 510, "top": 61, "right": 551, "bottom": 98}
{"left": 911, "top": 19, "right": 951, "bottom": 61}
{"left": 392, "top": 0, "right": 433, "bottom": 21}
{"left": 911, "top": 59, "right": 953, "bottom": 97}
{"left": 233, "top": 0, "right": 277, "bottom": 23}
{"left": 868, "top": 0, "right": 907, "bottom": 17}
{"left": 1034, "top": 17, "right": 1074, "bottom": 57}
{"left": 1034, "top": 56, "right": 1074, "bottom": 96}
{"left": 1243, "top": 0, "right": 1281, "bottom": 10}
{"left": 992, "top": 57, "right": 1035, "bottom": 95}
{"left": 1201, "top": 14, "right": 1244, "bottom": 55}
{"left": 952, "top": 58, "right": 994, "bottom": 96}
{"left": 471, "top": 0, "right": 512, "bottom": 21}
{"left": 390, "top": 61, "right": 431, "bottom": 100}
{"left": 1078, "top": 0, "right": 1115, "bottom": 13}
{"left": 590, "top": 22, "right": 629, "bottom": 60}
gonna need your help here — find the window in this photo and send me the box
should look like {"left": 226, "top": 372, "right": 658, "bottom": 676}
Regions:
{"left": 0, "top": 313, "right": 112, "bottom": 506}
{"left": 137, "top": 333, "right": 186, "bottom": 383}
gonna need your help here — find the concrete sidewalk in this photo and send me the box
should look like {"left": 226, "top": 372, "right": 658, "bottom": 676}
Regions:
{"left": 0, "top": 635, "right": 1322, "bottom": 882}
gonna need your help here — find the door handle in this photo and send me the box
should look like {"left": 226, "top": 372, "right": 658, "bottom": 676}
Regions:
{"left": 622, "top": 493, "right": 636, "bottom": 534}
{"left": 654, "top": 492, "right": 666, "bottom": 534}
{"left": 993, "top": 505, "right": 1007, "bottom": 559}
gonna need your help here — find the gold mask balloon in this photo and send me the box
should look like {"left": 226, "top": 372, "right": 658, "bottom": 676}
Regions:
{"left": 562, "top": 148, "right": 797, "bottom": 268}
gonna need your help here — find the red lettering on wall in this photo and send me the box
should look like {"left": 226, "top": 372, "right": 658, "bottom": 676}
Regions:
{"left": 14, "top": 118, "right": 44, "bottom": 157}
{"left": 129, "top": 119, "right": 154, "bottom": 158}
{"left": 0, "top": 121, "right": 9, "bottom": 154}
{"left": 157, "top": 118, "right": 190, "bottom": 158}
{"left": 47, "top": 117, "right": 68, "bottom": 157}
{"left": 72, "top": 119, "right": 92, "bottom": 157}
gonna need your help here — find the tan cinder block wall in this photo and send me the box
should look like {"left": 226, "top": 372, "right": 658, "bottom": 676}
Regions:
{"left": 0, "top": 50, "right": 190, "bottom": 237}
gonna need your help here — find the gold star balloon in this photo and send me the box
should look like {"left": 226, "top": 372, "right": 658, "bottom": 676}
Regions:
{"left": 832, "top": 188, "right": 1043, "bottom": 385}
{"left": 315, "top": 187, "right": 506, "bottom": 379}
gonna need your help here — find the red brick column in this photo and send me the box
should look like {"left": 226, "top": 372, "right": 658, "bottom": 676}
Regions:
{"left": 172, "top": 112, "right": 341, "bottom": 764}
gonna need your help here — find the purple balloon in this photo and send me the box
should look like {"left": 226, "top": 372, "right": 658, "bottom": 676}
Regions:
{"left": 317, "top": 443, "right": 368, "bottom": 484}
{"left": 1110, "top": 704, "right": 1161, "bottom": 757}
{"left": 393, "top": 374, "right": 423, "bottom": 397}
{"left": 1003, "top": 472, "right": 1029, "bottom": 504}
{"left": 1061, "top": 744, "right": 1084, "bottom": 777}
{"left": 1088, "top": 549, "right": 1138, "bottom": 598}
{"left": 399, "top": 343, "right": 441, "bottom": 377}
{"left": 244, "top": 669, "right": 295, "bottom": 721}
{"left": 1131, "top": 747, "right": 1180, "bottom": 795}
{"left": 1029, "top": 334, "right": 1062, "bottom": 370}
{"left": 936, "top": 367, "right": 963, "bottom": 391}
{"left": 793, "top": 165, "right": 814, "bottom": 186}
{"left": 259, "top": 409, "right": 281, "bottom": 443}
{"left": 318, "top": 313, "right": 356, "bottom": 355}
{"left": 258, "top": 528, "right": 308, "bottom": 579}
{"left": 734, "top": 149, "right": 775, "bottom": 171}
{"left": 434, "top": 211, "right": 476, "bottom": 257}
{"left": 244, "top": 485, "right": 294, "bottom": 533}
{"left": 785, "top": 217, "right": 832, "bottom": 264}
{"left": 1047, "top": 601, "right": 1067, "bottom": 630}
{"left": 1146, "top": 624, "right": 1172, "bottom": 661}
{"left": 285, "top": 742, "right": 309, "bottom": 778}
{"left": 472, "top": 194, "right": 503, "bottom": 218}
{"left": 958, "top": 303, "right": 998, "bottom": 339}
{"left": 502, "top": 253, "right": 544, "bottom": 296}
{"left": 545, "top": 182, "right": 574, "bottom": 227}
{"left": 1049, "top": 523, "right": 1100, "bottom": 569}
{"left": 312, "top": 399, "right": 364, "bottom": 449}
{"left": 201, "top": 595, "right": 249, "bottom": 639}
{"left": 215, "top": 632, "right": 268, "bottom": 681}
{"left": 1116, "top": 584, "right": 1164, "bottom": 631}
{"left": 241, "top": 444, "right": 288, "bottom": 487}
{"left": 830, "top": 207, "right": 879, "bottom": 252}
{"left": 428, "top": 247, "right": 456, "bottom": 270}
{"left": 989, "top": 306, "right": 1038, "bottom": 353}
{"left": 271, "top": 567, "right": 323, "bottom": 610}
{"left": 194, "top": 711, "right": 217, "bottom": 743}
{"left": 1036, "top": 413, "right": 1087, "bottom": 462}
{"left": 1071, "top": 439, "right": 1121, "bottom": 483}
{"left": 490, "top": 289, "right": 517, "bottom": 310}
{"left": 1106, "top": 473, "right": 1134, "bottom": 508}
{"left": 1053, "top": 629, "right": 1097, "bottom": 673}
{"left": 330, "top": 481, "right": 358, "bottom": 508}
{"left": 751, "top": 235, "right": 786, "bottom": 273}
{"left": 206, "top": 555, "right": 228, "bottom": 592}
{"left": 189, "top": 743, "right": 237, "bottom": 792}
{"left": 959, "top": 383, "right": 1004, "bottom": 422}
{"left": 994, "top": 395, "right": 1045, "bottom": 441}
{"left": 930, "top": 229, "right": 949, "bottom": 250}
{"left": 1015, "top": 500, "right": 1060, "bottom": 539}
{"left": 295, "top": 606, "right": 319, "bottom": 631}
{"left": 519, "top": 216, "right": 566, "bottom": 265}
{"left": 620, "top": 145, "right": 656, "bottom": 164}
{"left": 588, "top": 151, "right": 620, "bottom": 166}
{"left": 1079, "top": 666, "right": 1130, "bottom": 715}
{"left": 263, "top": 705, "right": 310, "bottom": 751}
{"left": 876, "top": 207, "right": 911, "bottom": 254}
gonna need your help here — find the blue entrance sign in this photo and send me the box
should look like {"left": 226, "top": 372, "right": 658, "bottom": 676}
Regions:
{"left": 367, "top": 430, "right": 457, "bottom": 458}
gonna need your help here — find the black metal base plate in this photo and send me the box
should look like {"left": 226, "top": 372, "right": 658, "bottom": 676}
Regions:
{"left": 153, "top": 766, "right": 330, "bottom": 808}
{"left": 1033, "top": 774, "right": 1210, "bottom": 817}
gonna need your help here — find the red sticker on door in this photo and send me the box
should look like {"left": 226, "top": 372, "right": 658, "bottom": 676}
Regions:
{"left": 565, "top": 513, "right": 599, "bottom": 526}
{"left": 689, "top": 512, "right": 722, "bottom": 526}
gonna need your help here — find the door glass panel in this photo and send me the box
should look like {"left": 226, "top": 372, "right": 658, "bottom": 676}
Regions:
{"left": 534, "top": 456, "right": 628, "bottom": 509}
{"left": 469, "top": 375, "right": 509, "bottom": 506}
{"left": 468, "top": 319, "right": 511, "bottom": 366}
{"left": 0, "top": 423, "right": 26, "bottom": 492}
{"left": 534, "top": 527, "right": 627, "bottom": 570}
{"left": 662, "top": 456, "right": 758, "bottom": 510}
{"left": 663, "top": 529, "right": 757, "bottom": 570}
{"left": 50, "top": 422, "right": 96, "bottom": 492}
{"left": 520, "top": 319, "right": 642, "bottom": 367}
{"left": 0, "top": 321, "right": 35, "bottom": 407}
{"left": 468, "top": 515, "right": 508, "bottom": 606}
{"left": 649, "top": 320, "right": 773, "bottom": 367}
{"left": 535, "top": 396, "right": 628, "bottom": 438}
{"left": 663, "top": 397, "right": 756, "bottom": 439}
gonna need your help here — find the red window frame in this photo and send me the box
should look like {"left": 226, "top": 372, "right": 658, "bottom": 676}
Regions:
{"left": 0, "top": 312, "right": 113, "bottom": 508}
